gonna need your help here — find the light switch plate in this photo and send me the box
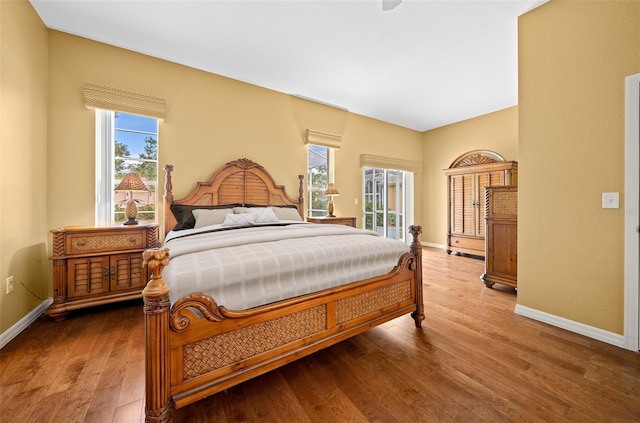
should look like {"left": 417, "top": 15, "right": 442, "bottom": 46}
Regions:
{"left": 602, "top": 192, "right": 619, "bottom": 209}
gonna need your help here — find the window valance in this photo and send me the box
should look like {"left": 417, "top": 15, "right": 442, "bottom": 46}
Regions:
{"left": 83, "top": 82, "right": 166, "bottom": 121}
{"left": 304, "top": 129, "right": 342, "bottom": 149}
{"left": 359, "top": 154, "right": 421, "bottom": 173}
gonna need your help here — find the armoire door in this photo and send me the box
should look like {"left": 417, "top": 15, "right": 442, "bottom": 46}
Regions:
{"left": 450, "top": 173, "right": 475, "bottom": 236}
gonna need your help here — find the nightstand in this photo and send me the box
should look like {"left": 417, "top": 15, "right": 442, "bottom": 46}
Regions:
{"left": 306, "top": 216, "right": 357, "bottom": 228}
{"left": 47, "top": 224, "right": 159, "bottom": 320}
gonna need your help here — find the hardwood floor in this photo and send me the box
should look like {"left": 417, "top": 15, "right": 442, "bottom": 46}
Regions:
{"left": 1, "top": 247, "right": 639, "bottom": 422}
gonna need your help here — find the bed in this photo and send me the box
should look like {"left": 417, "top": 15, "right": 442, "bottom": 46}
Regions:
{"left": 142, "top": 158, "right": 424, "bottom": 422}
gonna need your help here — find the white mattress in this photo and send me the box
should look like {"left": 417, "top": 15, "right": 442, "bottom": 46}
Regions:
{"left": 162, "top": 222, "right": 410, "bottom": 310}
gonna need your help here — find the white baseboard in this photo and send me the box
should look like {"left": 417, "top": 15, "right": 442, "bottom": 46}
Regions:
{"left": 0, "top": 298, "right": 53, "bottom": 350}
{"left": 514, "top": 304, "right": 625, "bottom": 349}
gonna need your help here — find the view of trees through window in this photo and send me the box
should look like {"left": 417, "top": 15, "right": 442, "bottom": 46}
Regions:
{"left": 307, "top": 144, "right": 330, "bottom": 217}
{"left": 113, "top": 112, "right": 158, "bottom": 223}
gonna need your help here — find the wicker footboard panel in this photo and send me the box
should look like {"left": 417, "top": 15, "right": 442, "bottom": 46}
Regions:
{"left": 182, "top": 305, "right": 328, "bottom": 380}
{"left": 169, "top": 277, "right": 415, "bottom": 409}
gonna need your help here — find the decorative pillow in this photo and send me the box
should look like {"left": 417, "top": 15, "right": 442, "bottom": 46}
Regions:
{"left": 193, "top": 208, "right": 235, "bottom": 229}
{"left": 222, "top": 213, "right": 256, "bottom": 226}
{"left": 232, "top": 206, "right": 249, "bottom": 214}
{"left": 269, "top": 206, "right": 303, "bottom": 221}
{"left": 249, "top": 207, "right": 279, "bottom": 223}
{"left": 171, "top": 203, "right": 241, "bottom": 231}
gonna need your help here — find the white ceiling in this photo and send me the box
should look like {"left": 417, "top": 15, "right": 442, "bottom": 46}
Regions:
{"left": 30, "top": 0, "right": 546, "bottom": 132}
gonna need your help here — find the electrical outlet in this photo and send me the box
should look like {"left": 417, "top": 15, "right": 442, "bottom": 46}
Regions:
{"left": 6, "top": 276, "right": 14, "bottom": 294}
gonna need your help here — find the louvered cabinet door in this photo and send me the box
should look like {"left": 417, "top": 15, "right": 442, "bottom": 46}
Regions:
{"left": 110, "top": 253, "right": 148, "bottom": 291}
{"left": 67, "top": 256, "right": 110, "bottom": 297}
{"left": 450, "top": 174, "right": 474, "bottom": 236}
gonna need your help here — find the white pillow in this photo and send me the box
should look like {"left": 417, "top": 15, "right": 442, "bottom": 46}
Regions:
{"left": 222, "top": 213, "right": 255, "bottom": 226}
{"left": 192, "top": 208, "right": 234, "bottom": 228}
{"left": 269, "top": 206, "right": 303, "bottom": 221}
{"left": 232, "top": 206, "right": 249, "bottom": 214}
{"left": 249, "top": 207, "right": 279, "bottom": 223}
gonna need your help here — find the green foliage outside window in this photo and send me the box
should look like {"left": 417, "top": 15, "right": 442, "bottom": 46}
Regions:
{"left": 113, "top": 112, "right": 158, "bottom": 223}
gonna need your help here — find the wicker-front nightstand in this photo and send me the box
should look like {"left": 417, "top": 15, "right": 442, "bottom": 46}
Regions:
{"left": 306, "top": 216, "right": 357, "bottom": 228}
{"left": 47, "top": 224, "right": 159, "bottom": 320}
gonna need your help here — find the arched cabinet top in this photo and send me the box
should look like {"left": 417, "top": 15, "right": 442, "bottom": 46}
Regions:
{"left": 448, "top": 150, "right": 506, "bottom": 169}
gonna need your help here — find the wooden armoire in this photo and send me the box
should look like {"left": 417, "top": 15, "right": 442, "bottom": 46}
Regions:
{"left": 444, "top": 150, "right": 517, "bottom": 256}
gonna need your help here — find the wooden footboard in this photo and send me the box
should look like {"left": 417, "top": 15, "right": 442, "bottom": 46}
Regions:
{"left": 143, "top": 225, "right": 424, "bottom": 423}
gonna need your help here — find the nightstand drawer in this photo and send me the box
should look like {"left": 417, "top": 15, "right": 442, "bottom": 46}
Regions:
{"left": 66, "top": 231, "right": 146, "bottom": 254}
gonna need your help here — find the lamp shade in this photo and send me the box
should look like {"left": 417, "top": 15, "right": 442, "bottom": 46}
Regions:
{"left": 323, "top": 183, "right": 339, "bottom": 196}
{"left": 115, "top": 172, "right": 148, "bottom": 192}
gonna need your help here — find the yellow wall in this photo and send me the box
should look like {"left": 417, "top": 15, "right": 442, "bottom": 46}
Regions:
{"left": 421, "top": 106, "right": 519, "bottom": 246}
{"left": 46, "top": 31, "right": 423, "bottom": 235}
{"left": 0, "top": 0, "right": 49, "bottom": 333}
{"left": 518, "top": 1, "right": 639, "bottom": 334}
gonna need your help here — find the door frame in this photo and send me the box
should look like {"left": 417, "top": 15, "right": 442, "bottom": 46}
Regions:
{"left": 624, "top": 73, "right": 640, "bottom": 351}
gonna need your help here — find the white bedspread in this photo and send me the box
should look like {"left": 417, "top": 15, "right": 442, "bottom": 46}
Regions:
{"left": 163, "top": 222, "right": 410, "bottom": 310}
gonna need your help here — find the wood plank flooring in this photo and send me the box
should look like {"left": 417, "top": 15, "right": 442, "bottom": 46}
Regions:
{"left": 1, "top": 248, "right": 639, "bottom": 422}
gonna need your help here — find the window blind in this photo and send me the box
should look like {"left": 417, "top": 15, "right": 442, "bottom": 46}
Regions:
{"left": 83, "top": 82, "right": 166, "bottom": 121}
{"left": 360, "top": 154, "right": 421, "bottom": 173}
{"left": 304, "top": 129, "right": 342, "bottom": 149}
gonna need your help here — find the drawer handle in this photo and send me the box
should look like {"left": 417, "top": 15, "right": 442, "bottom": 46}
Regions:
{"left": 128, "top": 237, "right": 137, "bottom": 243}
{"left": 77, "top": 240, "right": 86, "bottom": 246}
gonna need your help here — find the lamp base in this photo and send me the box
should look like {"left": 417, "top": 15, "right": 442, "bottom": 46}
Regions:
{"left": 123, "top": 198, "right": 139, "bottom": 225}
{"left": 327, "top": 199, "right": 335, "bottom": 217}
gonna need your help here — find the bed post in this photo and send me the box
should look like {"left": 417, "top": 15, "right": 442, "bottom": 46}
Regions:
{"left": 163, "top": 165, "right": 175, "bottom": 236}
{"left": 142, "top": 248, "right": 173, "bottom": 423}
{"left": 297, "top": 174, "right": 304, "bottom": 219}
{"left": 409, "top": 225, "right": 425, "bottom": 328}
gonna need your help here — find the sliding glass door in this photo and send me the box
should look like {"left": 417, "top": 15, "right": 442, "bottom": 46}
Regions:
{"left": 363, "top": 167, "right": 413, "bottom": 241}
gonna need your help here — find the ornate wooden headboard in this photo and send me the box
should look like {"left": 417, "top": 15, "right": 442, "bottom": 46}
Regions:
{"left": 163, "top": 158, "right": 305, "bottom": 235}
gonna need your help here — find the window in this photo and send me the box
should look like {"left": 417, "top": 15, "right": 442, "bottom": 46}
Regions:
{"left": 95, "top": 110, "right": 158, "bottom": 225}
{"left": 363, "top": 167, "right": 414, "bottom": 241}
{"left": 307, "top": 144, "right": 334, "bottom": 217}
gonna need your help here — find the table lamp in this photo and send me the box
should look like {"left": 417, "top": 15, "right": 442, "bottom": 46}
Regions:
{"left": 323, "top": 183, "right": 340, "bottom": 217}
{"left": 115, "top": 172, "right": 149, "bottom": 225}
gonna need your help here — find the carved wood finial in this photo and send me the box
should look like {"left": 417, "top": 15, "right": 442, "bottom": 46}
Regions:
{"left": 142, "top": 248, "right": 170, "bottom": 298}
{"left": 230, "top": 158, "right": 260, "bottom": 170}
{"left": 409, "top": 225, "right": 422, "bottom": 255}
